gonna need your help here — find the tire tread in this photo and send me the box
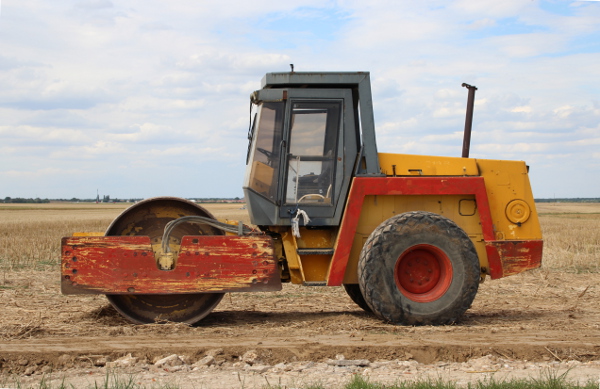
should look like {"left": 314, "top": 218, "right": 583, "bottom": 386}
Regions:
{"left": 358, "top": 211, "right": 480, "bottom": 325}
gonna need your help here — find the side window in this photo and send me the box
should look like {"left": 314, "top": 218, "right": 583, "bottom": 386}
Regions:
{"left": 285, "top": 101, "right": 341, "bottom": 204}
{"left": 247, "top": 102, "right": 284, "bottom": 202}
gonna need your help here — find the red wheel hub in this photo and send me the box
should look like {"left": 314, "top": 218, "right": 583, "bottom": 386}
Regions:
{"left": 394, "top": 244, "right": 453, "bottom": 303}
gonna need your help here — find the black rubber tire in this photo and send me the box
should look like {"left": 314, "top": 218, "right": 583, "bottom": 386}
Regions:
{"left": 343, "top": 284, "right": 372, "bottom": 313}
{"left": 358, "top": 211, "right": 480, "bottom": 325}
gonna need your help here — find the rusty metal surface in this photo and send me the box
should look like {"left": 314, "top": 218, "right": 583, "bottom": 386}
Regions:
{"left": 62, "top": 235, "right": 282, "bottom": 294}
{"left": 485, "top": 240, "right": 543, "bottom": 279}
{"left": 461, "top": 83, "right": 477, "bottom": 158}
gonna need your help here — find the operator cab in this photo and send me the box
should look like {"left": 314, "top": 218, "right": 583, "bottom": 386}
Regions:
{"left": 243, "top": 72, "right": 380, "bottom": 227}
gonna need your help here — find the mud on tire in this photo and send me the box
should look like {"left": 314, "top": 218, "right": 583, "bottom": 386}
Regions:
{"left": 358, "top": 211, "right": 480, "bottom": 325}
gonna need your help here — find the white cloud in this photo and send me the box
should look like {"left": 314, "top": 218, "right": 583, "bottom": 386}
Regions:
{"left": 488, "top": 33, "right": 569, "bottom": 58}
{"left": 177, "top": 52, "right": 291, "bottom": 73}
{"left": 450, "top": 0, "right": 536, "bottom": 18}
{"left": 512, "top": 106, "right": 533, "bottom": 114}
{"left": 467, "top": 18, "right": 497, "bottom": 29}
{"left": 0, "top": 1, "right": 598, "bottom": 198}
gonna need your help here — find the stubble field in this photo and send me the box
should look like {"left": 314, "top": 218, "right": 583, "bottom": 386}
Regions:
{"left": 0, "top": 201, "right": 599, "bottom": 388}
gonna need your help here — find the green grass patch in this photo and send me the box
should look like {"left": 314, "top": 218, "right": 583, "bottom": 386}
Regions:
{"left": 4, "top": 371, "right": 600, "bottom": 389}
{"left": 263, "top": 372, "right": 599, "bottom": 389}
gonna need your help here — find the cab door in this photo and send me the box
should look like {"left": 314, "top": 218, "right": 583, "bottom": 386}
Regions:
{"left": 278, "top": 89, "right": 356, "bottom": 225}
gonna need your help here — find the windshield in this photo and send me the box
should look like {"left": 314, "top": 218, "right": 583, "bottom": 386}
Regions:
{"left": 245, "top": 102, "right": 284, "bottom": 203}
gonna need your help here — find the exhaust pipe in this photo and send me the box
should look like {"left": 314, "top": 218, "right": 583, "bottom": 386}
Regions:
{"left": 461, "top": 83, "right": 477, "bottom": 158}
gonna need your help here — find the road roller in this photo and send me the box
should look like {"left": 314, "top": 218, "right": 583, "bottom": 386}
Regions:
{"left": 61, "top": 71, "right": 543, "bottom": 325}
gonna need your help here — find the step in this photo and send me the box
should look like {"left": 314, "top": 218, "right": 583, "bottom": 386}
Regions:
{"left": 303, "top": 281, "right": 327, "bottom": 286}
{"left": 296, "top": 248, "right": 334, "bottom": 256}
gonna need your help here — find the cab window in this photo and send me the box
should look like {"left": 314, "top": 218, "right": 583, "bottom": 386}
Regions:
{"left": 247, "top": 102, "right": 284, "bottom": 202}
{"left": 285, "top": 101, "right": 341, "bottom": 204}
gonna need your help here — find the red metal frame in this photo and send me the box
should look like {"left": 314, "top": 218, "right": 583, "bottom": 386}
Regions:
{"left": 327, "top": 176, "right": 542, "bottom": 285}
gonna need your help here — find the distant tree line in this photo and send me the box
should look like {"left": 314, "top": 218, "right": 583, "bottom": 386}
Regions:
{"left": 1, "top": 197, "right": 244, "bottom": 203}
{"left": 191, "top": 197, "right": 243, "bottom": 203}
{"left": 68, "top": 197, "right": 141, "bottom": 203}
{"left": 535, "top": 198, "right": 600, "bottom": 203}
{"left": 3, "top": 197, "right": 50, "bottom": 203}
{"left": 1, "top": 197, "right": 140, "bottom": 203}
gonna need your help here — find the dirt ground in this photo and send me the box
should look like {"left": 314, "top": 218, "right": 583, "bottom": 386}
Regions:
{"left": 0, "top": 202, "right": 599, "bottom": 387}
{"left": 1, "top": 266, "right": 599, "bottom": 388}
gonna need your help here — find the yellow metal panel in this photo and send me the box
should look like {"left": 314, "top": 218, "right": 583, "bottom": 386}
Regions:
{"left": 278, "top": 227, "right": 335, "bottom": 284}
{"left": 299, "top": 255, "right": 330, "bottom": 282}
{"left": 280, "top": 230, "right": 304, "bottom": 284}
{"left": 475, "top": 159, "right": 542, "bottom": 241}
{"left": 378, "top": 153, "right": 480, "bottom": 176}
{"left": 343, "top": 235, "right": 367, "bottom": 284}
{"left": 294, "top": 227, "right": 337, "bottom": 249}
{"left": 72, "top": 232, "right": 104, "bottom": 237}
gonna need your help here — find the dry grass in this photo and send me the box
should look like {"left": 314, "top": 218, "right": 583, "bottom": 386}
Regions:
{"left": 536, "top": 202, "right": 600, "bottom": 214}
{"left": 0, "top": 202, "right": 598, "bottom": 272}
{"left": 539, "top": 216, "right": 600, "bottom": 273}
{"left": 535, "top": 202, "right": 600, "bottom": 272}
{"left": 0, "top": 203, "right": 126, "bottom": 270}
{"left": 0, "top": 202, "right": 248, "bottom": 271}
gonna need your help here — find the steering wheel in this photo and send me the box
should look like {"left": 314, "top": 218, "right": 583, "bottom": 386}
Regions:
{"left": 298, "top": 194, "right": 326, "bottom": 203}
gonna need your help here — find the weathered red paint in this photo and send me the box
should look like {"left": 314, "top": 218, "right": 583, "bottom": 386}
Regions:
{"left": 485, "top": 239, "right": 543, "bottom": 279}
{"left": 327, "top": 176, "right": 536, "bottom": 285}
{"left": 61, "top": 235, "right": 282, "bottom": 294}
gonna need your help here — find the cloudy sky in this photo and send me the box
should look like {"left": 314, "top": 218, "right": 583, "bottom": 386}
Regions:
{"left": 1, "top": 0, "right": 599, "bottom": 200}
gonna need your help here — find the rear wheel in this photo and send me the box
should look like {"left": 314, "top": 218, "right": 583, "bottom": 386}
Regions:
{"left": 105, "top": 197, "right": 224, "bottom": 325}
{"left": 343, "top": 284, "right": 372, "bottom": 313}
{"left": 358, "top": 211, "right": 480, "bottom": 325}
